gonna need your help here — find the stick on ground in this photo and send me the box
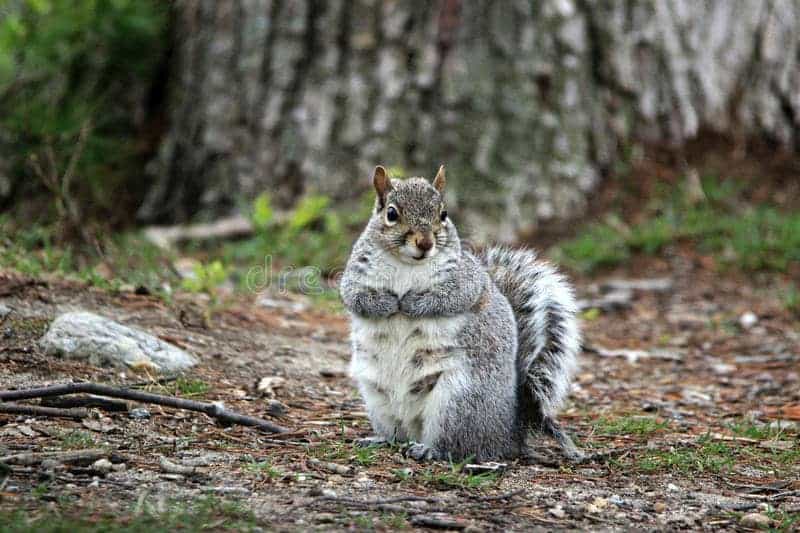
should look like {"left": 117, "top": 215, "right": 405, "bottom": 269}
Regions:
{"left": 0, "top": 402, "right": 88, "bottom": 419}
{"left": 0, "top": 449, "right": 108, "bottom": 466}
{"left": 0, "top": 382, "right": 289, "bottom": 434}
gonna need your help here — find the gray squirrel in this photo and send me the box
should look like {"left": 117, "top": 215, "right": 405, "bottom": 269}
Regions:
{"left": 339, "top": 165, "right": 582, "bottom": 462}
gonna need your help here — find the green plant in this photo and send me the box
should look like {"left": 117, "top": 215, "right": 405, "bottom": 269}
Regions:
{"left": 170, "top": 378, "right": 211, "bottom": 397}
{"left": 58, "top": 430, "right": 96, "bottom": 450}
{"left": 381, "top": 512, "right": 408, "bottom": 529}
{"left": 783, "top": 284, "right": 800, "bottom": 317}
{"left": 307, "top": 441, "right": 380, "bottom": 467}
{"left": 0, "top": 0, "right": 169, "bottom": 227}
{"left": 766, "top": 508, "right": 800, "bottom": 532}
{"left": 0, "top": 220, "right": 178, "bottom": 297}
{"left": 555, "top": 224, "right": 629, "bottom": 273}
{"left": 243, "top": 459, "right": 283, "bottom": 480}
{"left": 393, "top": 468, "right": 412, "bottom": 481}
{"left": 635, "top": 437, "right": 735, "bottom": 474}
{"left": 0, "top": 495, "right": 260, "bottom": 532}
{"left": 594, "top": 415, "right": 670, "bottom": 437}
{"left": 420, "top": 458, "right": 499, "bottom": 489}
{"left": 32, "top": 483, "right": 50, "bottom": 500}
{"left": 181, "top": 260, "right": 228, "bottom": 299}
{"left": 727, "top": 419, "right": 792, "bottom": 441}
{"left": 556, "top": 175, "right": 800, "bottom": 273}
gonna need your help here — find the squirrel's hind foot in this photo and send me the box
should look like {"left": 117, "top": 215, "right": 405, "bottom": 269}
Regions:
{"left": 533, "top": 415, "right": 586, "bottom": 464}
{"left": 404, "top": 442, "right": 448, "bottom": 462}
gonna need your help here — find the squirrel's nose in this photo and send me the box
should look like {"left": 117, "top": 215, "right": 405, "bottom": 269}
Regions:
{"left": 416, "top": 236, "right": 434, "bottom": 251}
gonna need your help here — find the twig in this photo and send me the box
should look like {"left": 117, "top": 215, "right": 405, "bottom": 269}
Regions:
{"left": 410, "top": 514, "right": 469, "bottom": 530}
{"left": 126, "top": 376, "right": 180, "bottom": 388}
{"left": 307, "top": 458, "right": 353, "bottom": 476}
{"left": 41, "top": 395, "right": 129, "bottom": 412}
{"left": 312, "top": 495, "right": 444, "bottom": 507}
{"left": 0, "top": 402, "right": 88, "bottom": 419}
{"left": 0, "top": 449, "right": 107, "bottom": 466}
{"left": 159, "top": 456, "right": 200, "bottom": 476}
{"left": 0, "top": 382, "right": 289, "bottom": 434}
{"left": 469, "top": 488, "right": 525, "bottom": 502}
{"left": 738, "top": 490, "right": 800, "bottom": 502}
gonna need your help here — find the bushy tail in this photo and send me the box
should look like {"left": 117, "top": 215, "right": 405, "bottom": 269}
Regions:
{"left": 481, "top": 246, "right": 583, "bottom": 460}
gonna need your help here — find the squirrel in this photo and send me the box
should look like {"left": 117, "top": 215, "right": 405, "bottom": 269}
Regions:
{"left": 339, "top": 165, "right": 582, "bottom": 462}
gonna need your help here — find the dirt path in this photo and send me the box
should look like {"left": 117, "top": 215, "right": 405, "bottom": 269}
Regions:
{"left": 0, "top": 265, "right": 798, "bottom": 531}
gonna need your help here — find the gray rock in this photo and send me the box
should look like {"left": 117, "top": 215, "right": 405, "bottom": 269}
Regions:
{"left": 0, "top": 304, "right": 11, "bottom": 319}
{"left": 265, "top": 399, "right": 288, "bottom": 417}
{"left": 129, "top": 407, "right": 151, "bottom": 419}
{"left": 740, "top": 513, "right": 772, "bottom": 529}
{"left": 39, "top": 311, "right": 198, "bottom": 372}
{"left": 92, "top": 458, "right": 113, "bottom": 474}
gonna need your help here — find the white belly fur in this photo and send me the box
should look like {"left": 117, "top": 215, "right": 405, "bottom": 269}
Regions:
{"left": 349, "top": 251, "right": 467, "bottom": 442}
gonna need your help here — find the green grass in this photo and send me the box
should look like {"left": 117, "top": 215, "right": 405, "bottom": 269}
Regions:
{"left": 593, "top": 415, "right": 670, "bottom": 437}
{"left": 0, "top": 193, "right": 359, "bottom": 309}
{"left": 0, "top": 495, "right": 259, "bottom": 532}
{"left": 555, "top": 176, "right": 800, "bottom": 273}
{"left": 307, "top": 441, "right": 380, "bottom": 467}
{"left": 242, "top": 459, "right": 283, "bottom": 480}
{"left": 419, "top": 459, "right": 499, "bottom": 490}
{"left": 631, "top": 430, "right": 800, "bottom": 476}
{"left": 380, "top": 512, "right": 409, "bottom": 529}
{"left": 170, "top": 378, "right": 211, "bottom": 397}
{"left": 783, "top": 284, "right": 800, "bottom": 317}
{"left": 635, "top": 438, "right": 736, "bottom": 474}
{"left": 57, "top": 430, "right": 96, "bottom": 450}
{"left": 727, "top": 419, "right": 796, "bottom": 441}
{"left": 767, "top": 508, "right": 800, "bottom": 532}
{"left": 347, "top": 511, "right": 408, "bottom": 530}
{"left": 0, "top": 222, "right": 179, "bottom": 295}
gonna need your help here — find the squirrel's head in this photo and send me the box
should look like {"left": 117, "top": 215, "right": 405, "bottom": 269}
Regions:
{"left": 368, "top": 165, "right": 457, "bottom": 263}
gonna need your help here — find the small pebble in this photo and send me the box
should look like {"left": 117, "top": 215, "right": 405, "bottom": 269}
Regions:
{"left": 129, "top": 408, "right": 151, "bottom": 420}
{"left": 40, "top": 459, "right": 61, "bottom": 470}
{"left": 549, "top": 506, "right": 566, "bottom": 519}
{"left": 739, "top": 311, "right": 758, "bottom": 329}
{"left": 265, "top": 399, "right": 288, "bottom": 417}
{"left": 667, "top": 483, "right": 679, "bottom": 491}
{"left": 92, "top": 458, "right": 113, "bottom": 474}
{"left": 585, "top": 503, "right": 601, "bottom": 514}
{"left": 740, "top": 513, "right": 772, "bottom": 528}
{"left": 653, "top": 502, "right": 666, "bottom": 513}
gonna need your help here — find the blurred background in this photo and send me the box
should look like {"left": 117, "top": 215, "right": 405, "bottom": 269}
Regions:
{"left": 0, "top": 0, "right": 798, "bottom": 301}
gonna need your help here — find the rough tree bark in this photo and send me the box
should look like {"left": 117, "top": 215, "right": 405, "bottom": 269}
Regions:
{"left": 141, "top": 0, "right": 800, "bottom": 237}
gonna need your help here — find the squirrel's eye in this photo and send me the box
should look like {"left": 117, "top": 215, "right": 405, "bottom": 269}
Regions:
{"left": 440, "top": 210, "right": 448, "bottom": 222}
{"left": 386, "top": 206, "right": 399, "bottom": 224}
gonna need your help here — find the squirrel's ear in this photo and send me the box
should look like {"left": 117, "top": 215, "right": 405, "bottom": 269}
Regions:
{"left": 373, "top": 165, "right": 393, "bottom": 208}
{"left": 432, "top": 165, "right": 446, "bottom": 193}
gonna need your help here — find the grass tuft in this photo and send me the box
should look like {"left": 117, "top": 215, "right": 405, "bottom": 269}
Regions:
{"left": 594, "top": 415, "right": 670, "bottom": 437}
{"left": 555, "top": 176, "right": 800, "bottom": 273}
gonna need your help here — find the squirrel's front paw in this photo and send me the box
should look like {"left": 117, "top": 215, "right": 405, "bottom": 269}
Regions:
{"left": 399, "top": 291, "right": 427, "bottom": 317}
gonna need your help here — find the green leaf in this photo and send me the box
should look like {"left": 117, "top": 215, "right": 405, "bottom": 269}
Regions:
{"left": 289, "top": 195, "right": 330, "bottom": 232}
{"left": 252, "top": 193, "right": 274, "bottom": 229}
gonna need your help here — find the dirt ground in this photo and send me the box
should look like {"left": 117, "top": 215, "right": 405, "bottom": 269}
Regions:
{"left": 0, "top": 252, "right": 798, "bottom": 531}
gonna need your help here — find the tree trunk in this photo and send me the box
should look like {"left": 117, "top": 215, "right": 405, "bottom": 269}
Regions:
{"left": 142, "top": 0, "right": 800, "bottom": 236}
